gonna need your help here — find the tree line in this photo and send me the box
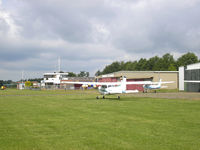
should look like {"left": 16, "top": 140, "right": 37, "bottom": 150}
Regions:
{"left": 0, "top": 52, "right": 199, "bottom": 84}
{"left": 95, "top": 52, "right": 199, "bottom": 76}
{"left": 60, "top": 71, "right": 90, "bottom": 77}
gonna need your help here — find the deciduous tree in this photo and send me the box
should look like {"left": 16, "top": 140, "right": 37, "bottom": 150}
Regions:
{"left": 177, "top": 52, "right": 198, "bottom": 67}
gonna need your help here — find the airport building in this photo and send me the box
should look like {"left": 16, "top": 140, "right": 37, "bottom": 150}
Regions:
{"left": 41, "top": 72, "right": 69, "bottom": 86}
{"left": 41, "top": 72, "right": 95, "bottom": 89}
{"left": 179, "top": 62, "right": 200, "bottom": 92}
{"left": 17, "top": 82, "right": 25, "bottom": 90}
{"left": 97, "top": 71, "right": 178, "bottom": 91}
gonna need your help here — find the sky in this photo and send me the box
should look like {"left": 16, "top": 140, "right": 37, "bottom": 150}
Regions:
{"left": 0, "top": 0, "right": 200, "bottom": 81}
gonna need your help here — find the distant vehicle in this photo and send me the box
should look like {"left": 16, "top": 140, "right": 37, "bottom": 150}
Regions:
{"left": 62, "top": 76, "right": 174, "bottom": 99}
{"left": 1, "top": 86, "right": 6, "bottom": 90}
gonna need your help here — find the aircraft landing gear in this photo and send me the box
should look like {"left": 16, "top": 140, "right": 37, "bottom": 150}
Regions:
{"left": 96, "top": 95, "right": 120, "bottom": 100}
{"left": 96, "top": 96, "right": 105, "bottom": 99}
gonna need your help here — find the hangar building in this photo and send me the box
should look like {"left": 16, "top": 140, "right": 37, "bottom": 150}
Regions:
{"left": 179, "top": 62, "right": 200, "bottom": 92}
{"left": 97, "top": 71, "right": 178, "bottom": 91}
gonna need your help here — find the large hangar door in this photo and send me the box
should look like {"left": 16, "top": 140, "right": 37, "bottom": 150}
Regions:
{"left": 185, "top": 69, "right": 200, "bottom": 92}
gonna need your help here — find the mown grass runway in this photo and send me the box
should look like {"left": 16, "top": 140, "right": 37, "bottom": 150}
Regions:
{"left": 0, "top": 89, "right": 200, "bottom": 150}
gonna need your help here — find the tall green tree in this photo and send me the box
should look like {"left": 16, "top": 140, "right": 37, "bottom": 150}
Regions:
{"left": 123, "top": 61, "right": 137, "bottom": 71}
{"left": 160, "top": 53, "right": 175, "bottom": 71}
{"left": 147, "top": 56, "right": 160, "bottom": 71}
{"left": 102, "top": 61, "right": 122, "bottom": 74}
{"left": 177, "top": 52, "right": 198, "bottom": 67}
{"left": 135, "top": 58, "right": 148, "bottom": 71}
{"left": 168, "top": 64, "right": 177, "bottom": 71}
{"left": 0, "top": 80, "right": 3, "bottom": 86}
{"left": 78, "top": 71, "right": 89, "bottom": 77}
{"left": 67, "top": 72, "right": 77, "bottom": 77}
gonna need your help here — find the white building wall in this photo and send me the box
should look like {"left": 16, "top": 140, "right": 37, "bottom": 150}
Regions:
{"left": 18, "top": 83, "right": 25, "bottom": 90}
{"left": 179, "top": 66, "right": 184, "bottom": 91}
{"left": 43, "top": 72, "right": 68, "bottom": 85}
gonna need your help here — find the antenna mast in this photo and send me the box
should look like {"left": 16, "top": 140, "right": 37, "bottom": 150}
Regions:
{"left": 58, "top": 57, "right": 61, "bottom": 72}
{"left": 22, "top": 70, "right": 24, "bottom": 83}
{"left": 21, "top": 70, "right": 24, "bottom": 90}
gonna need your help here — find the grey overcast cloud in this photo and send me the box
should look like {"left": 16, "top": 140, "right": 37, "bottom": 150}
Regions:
{"left": 0, "top": 0, "right": 200, "bottom": 80}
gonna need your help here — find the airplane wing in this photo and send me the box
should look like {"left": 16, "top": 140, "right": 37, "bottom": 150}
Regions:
{"left": 62, "top": 80, "right": 174, "bottom": 86}
{"left": 61, "top": 81, "right": 121, "bottom": 86}
{"left": 125, "top": 81, "right": 174, "bottom": 85}
{"left": 125, "top": 81, "right": 153, "bottom": 85}
{"left": 161, "top": 86, "right": 168, "bottom": 88}
{"left": 150, "top": 81, "right": 175, "bottom": 84}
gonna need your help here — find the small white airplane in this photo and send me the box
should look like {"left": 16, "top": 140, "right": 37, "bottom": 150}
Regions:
{"left": 62, "top": 76, "right": 174, "bottom": 99}
{"left": 143, "top": 79, "right": 172, "bottom": 93}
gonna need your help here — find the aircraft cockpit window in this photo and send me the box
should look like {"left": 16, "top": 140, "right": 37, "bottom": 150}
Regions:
{"left": 102, "top": 85, "right": 107, "bottom": 88}
{"left": 108, "top": 85, "right": 119, "bottom": 87}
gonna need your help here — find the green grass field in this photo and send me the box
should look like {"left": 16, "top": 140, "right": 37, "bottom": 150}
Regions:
{"left": 0, "top": 89, "right": 200, "bottom": 150}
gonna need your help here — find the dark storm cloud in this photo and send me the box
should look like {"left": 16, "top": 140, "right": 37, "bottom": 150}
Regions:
{"left": 110, "top": 0, "right": 200, "bottom": 54}
{"left": 0, "top": 0, "right": 200, "bottom": 80}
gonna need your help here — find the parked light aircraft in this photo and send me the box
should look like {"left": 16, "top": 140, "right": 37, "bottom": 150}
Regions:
{"left": 62, "top": 77, "right": 174, "bottom": 99}
{"left": 143, "top": 79, "right": 171, "bottom": 93}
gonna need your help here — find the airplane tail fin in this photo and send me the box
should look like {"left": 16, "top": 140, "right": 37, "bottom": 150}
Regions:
{"left": 158, "top": 79, "right": 162, "bottom": 86}
{"left": 158, "top": 79, "right": 174, "bottom": 86}
{"left": 121, "top": 76, "right": 126, "bottom": 91}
